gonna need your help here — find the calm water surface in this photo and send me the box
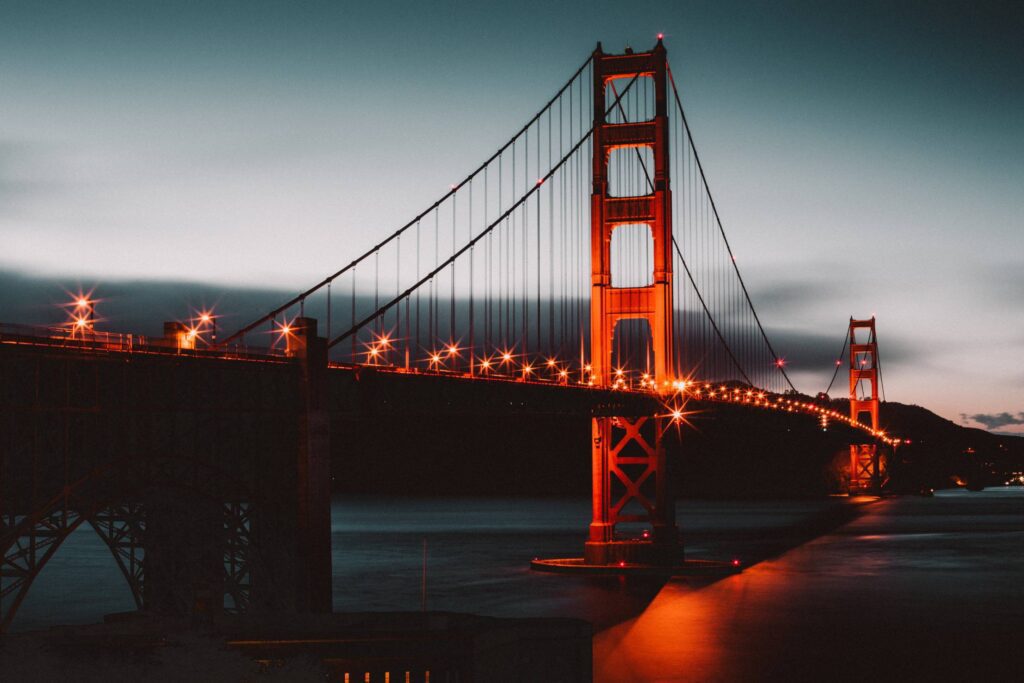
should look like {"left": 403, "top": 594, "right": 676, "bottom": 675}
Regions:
{"left": 597, "top": 487, "right": 1024, "bottom": 682}
{"left": 12, "top": 495, "right": 848, "bottom": 631}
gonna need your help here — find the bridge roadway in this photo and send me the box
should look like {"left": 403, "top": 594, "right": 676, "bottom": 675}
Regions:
{"left": 0, "top": 321, "right": 657, "bottom": 630}
{"left": 0, "top": 321, "right": 874, "bottom": 630}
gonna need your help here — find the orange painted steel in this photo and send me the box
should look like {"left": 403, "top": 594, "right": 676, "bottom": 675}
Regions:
{"left": 848, "top": 317, "right": 885, "bottom": 493}
{"left": 589, "top": 41, "right": 673, "bottom": 387}
{"left": 587, "top": 40, "right": 677, "bottom": 557}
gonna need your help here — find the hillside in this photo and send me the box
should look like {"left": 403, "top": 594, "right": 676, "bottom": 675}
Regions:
{"left": 330, "top": 396, "right": 1024, "bottom": 499}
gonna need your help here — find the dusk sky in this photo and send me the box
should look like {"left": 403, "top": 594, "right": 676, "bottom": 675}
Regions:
{"left": 1, "top": 1, "right": 1022, "bottom": 432}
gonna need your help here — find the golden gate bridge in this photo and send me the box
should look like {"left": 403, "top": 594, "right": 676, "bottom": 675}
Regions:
{"left": 1, "top": 39, "right": 895, "bottom": 632}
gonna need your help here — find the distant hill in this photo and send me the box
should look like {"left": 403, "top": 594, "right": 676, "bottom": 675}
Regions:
{"left": 330, "top": 395, "right": 1024, "bottom": 499}
{"left": 817, "top": 397, "right": 1024, "bottom": 490}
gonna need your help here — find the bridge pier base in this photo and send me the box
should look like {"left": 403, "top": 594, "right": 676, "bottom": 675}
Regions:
{"left": 582, "top": 415, "right": 680, "bottom": 567}
{"left": 532, "top": 414, "right": 739, "bottom": 576}
{"left": 849, "top": 444, "right": 886, "bottom": 496}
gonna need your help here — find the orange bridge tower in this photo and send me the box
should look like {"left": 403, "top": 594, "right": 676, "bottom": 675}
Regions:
{"left": 585, "top": 39, "right": 678, "bottom": 566}
{"left": 848, "top": 317, "right": 886, "bottom": 494}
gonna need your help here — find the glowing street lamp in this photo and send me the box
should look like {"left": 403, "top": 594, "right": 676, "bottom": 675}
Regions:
{"left": 196, "top": 310, "right": 218, "bottom": 342}
{"left": 367, "top": 345, "right": 381, "bottom": 364}
{"left": 273, "top": 320, "right": 296, "bottom": 354}
{"left": 69, "top": 293, "right": 96, "bottom": 334}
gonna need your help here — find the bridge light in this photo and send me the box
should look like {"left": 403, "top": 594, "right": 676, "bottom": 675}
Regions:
{"left": 657, "top": 32, "right": 664, "bottom": 40}
{"left": 74, "top": 316, "right": 87, "bottom": 329}
{"left": 584, "top": 364, "right": 592, "bottom": 372}
{"left": 775, "top": 358, "right": 786, "bottom": 368}
{"left": 480, "top": 358, "right": 492, "bottom": 370}
{"left": 75, "top": 297, "right": 90, "bottom": 308}
{"left": 559, "top": 369, "right": 568, "bottom": 378}
{"left": 547, "top": 358, "right": 557, "bottom": 367}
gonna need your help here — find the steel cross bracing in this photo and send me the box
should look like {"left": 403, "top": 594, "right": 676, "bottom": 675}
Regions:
{"left": 0, "top": 450, "right": 259, "bottom": 632}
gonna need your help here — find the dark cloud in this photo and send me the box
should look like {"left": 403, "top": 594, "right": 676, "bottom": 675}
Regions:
{"left": 764, "top": 325, "right": 913, "bottom": 369}
{"left": 0, "top": 269, "right": 923, "bottom": 369}
{"left": 961, "top": 411, "right": 1024, "bottom": 429}
{"left": 745, "top": 280, "right": 844, "bottom": 315}
{"left": 0, "top": 270, "right": 293, "bottom": 339}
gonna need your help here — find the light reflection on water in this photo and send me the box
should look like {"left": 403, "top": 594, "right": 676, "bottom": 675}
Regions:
{"left": 596, "top": 487, "right": 1024, "bottom": 682}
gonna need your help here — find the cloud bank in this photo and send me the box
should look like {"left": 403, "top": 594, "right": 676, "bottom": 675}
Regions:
{"left": 961, "top": 411, "right": 1024, "bottom": 429}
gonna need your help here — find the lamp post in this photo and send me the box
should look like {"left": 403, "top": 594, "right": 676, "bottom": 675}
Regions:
{"left": 72, "top": 295, "right": 95, "bottom": 335}
{"left": 200, "top": 312, "right": 216, "bottom": 343}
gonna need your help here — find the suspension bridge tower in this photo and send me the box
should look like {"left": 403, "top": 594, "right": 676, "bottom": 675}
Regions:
{"left": 585, "top": 39, "right": 679, "bottom": 566}
{"left": 848, "top": 317, "right": 886, "bottom": 494}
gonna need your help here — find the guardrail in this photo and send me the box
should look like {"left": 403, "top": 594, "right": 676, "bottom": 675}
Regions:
{"left": 0, "top": 322, "right": 288, "bottom": 361}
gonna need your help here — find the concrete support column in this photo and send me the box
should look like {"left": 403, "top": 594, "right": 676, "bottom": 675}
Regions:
{"left": 291, "top": 317, "right": 333, "bottom": 613}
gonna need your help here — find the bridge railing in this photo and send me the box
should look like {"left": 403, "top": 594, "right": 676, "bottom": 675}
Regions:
{"left": 0, "top": 322, "right": 289, "bottom": 361}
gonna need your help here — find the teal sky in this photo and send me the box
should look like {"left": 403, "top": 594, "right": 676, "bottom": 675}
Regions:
{"left": 1, "top": 1, "right": 1022, "bottom": 432}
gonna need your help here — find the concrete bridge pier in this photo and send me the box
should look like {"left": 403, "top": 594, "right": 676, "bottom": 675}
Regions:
{"left": 584, "top": 415, "right": 680, "bottom": 567}
{"left": 243, "top": 316, "right": 333, "bottom": 615}
{"left": 287, "top": 316, "right": 333, "bottom": 614}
